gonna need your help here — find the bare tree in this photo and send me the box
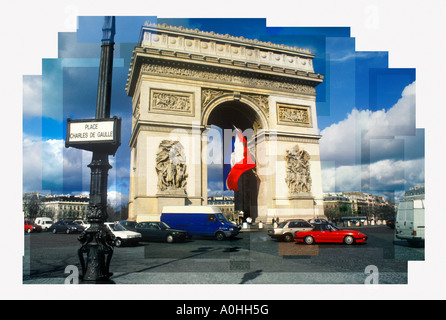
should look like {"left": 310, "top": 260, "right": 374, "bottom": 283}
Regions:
{"left": 23, "top": 196, "right": 44, "bottom": 221}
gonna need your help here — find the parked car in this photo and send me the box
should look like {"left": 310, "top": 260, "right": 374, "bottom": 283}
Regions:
{"left": 49, "top": 220, "right": 85, "bottom": 234}
{"left": 160, "top": 206, "right": 239, "bottom": 241}
{"left": 135, "top": 221, "right": 189, "bottom": 243}
{"left": 104, "top": 222, "right": 141, "bottom": 247}
{"left": 73, "top": 219, "right": 91, "bottom": 230}
{"left": 386, "top": 217, "right": 396, "bottom": 229}
{"left": 268, "top": 219, "right": 313, "bottom": 242}
{"left": 24, "top": 220, "right": 42, "bottom": 233}
{"left": 294, "top": 224, "right": 368, "bottom": 245}
{"left": 34, "top": 217, "right": 53, "bottom": 231}
{"left": 308, "top": 218, "right": 336, "bottom": 226}
{"left": 116, "top": 220, "right": 137, "bottom": 231}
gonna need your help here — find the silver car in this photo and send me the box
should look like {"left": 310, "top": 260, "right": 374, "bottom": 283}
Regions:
{"left": 268, "top": 219, "right": 313, "bottom": 242}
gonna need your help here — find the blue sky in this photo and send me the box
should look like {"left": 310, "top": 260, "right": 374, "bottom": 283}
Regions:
{"left": 22, "top": 16, "right": 423, "bottom": 205}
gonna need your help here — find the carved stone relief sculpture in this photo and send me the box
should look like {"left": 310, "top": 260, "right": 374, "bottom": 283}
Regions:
{"left": 277, "top": 103, "right": 312, "bottom": 127}
{"left": 285, "top": 144, "right": 312, "bottom": 194}
{"left": 201, "top": 88, "right": 270, "bottom": 117}
{"left": 156, "top": 140, "right": 188, "bottom": 193}
{"left": 150, "top": 89, "right": 194, "bottom": 115}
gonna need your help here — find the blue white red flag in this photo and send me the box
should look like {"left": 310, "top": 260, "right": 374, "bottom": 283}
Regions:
{"left": 224, "top": 127, "right": 256, "bottom": 191}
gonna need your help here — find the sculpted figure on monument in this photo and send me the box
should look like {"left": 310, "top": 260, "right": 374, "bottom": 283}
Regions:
{"left": 156, "top": 140, "right": 188, "bottom": 193}
{"left": 285, "top": 144, "right": 312, "bottom": 194}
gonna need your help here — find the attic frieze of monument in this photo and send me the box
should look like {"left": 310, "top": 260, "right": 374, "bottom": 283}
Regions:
{"left": 126, "top": 23, "right": 324, "bottom": 96}
{"left": 127, "top": 57, "right": 319, "bottom": 97}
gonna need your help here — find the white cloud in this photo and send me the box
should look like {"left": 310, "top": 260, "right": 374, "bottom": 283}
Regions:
{"left": 23, "top": 135, "right": 42, "bottom": 192}
{"left": 320, "top": 81, "right": 418, "bottom": 166}
{"left": 23, "top": 134, "right": 127, "bottom": 199}
{"left": 23, "top": 136, "right": 65, "bottom": 192}
{"left": 23, "top": 76, "right": 42, "bottom": 118}
{"left": 23, "top": 135, "right": 88, "bottom": 192}
{"left": 322, "top": 158, "right": 424, "bottom": 196}
{"left": 107, "top": 190, "right": 129, "bottom": 208}
{"left": 319, "top": 81, "right": 424, "bottom": 194}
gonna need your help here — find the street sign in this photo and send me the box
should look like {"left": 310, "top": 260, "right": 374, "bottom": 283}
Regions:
{"left": 66, "top": 117, "right": 121, "bottom": 155}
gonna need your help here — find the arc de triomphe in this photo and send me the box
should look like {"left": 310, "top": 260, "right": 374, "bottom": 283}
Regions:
{"left": 126, "top": 22, "right": 325, "bottom": 223}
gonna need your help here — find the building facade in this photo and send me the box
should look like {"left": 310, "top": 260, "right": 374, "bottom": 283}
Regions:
{"left": 23, "top": 193, "right": 90, "bottom": 221}
{"left": 323, "top": 191, "right": 395, "bottom": 221}
{"left": 207, "top": 196, "right": 236, "bottom": 221}
{"left": 42, "top": 194, "right": 90, "bottom": 221}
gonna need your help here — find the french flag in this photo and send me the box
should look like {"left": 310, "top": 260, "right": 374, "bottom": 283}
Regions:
{"left": 224, "top": 127, "right": 256, "bottom": 191}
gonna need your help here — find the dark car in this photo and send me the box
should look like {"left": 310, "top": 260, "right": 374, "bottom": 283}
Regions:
{"left": 135, "top": 221, "right": 189, "bottom": 243}
{"left": 49, "top": 220, "right": 85, "bottom": 234}
{"left": 116, "top": 220, "right": 137, "bottom": 231}
{"left": 386, "top": 217, "right": 396, "bottom": 229}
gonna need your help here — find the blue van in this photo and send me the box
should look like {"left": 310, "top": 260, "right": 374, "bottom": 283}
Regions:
{"left": 160, "top": 206, "right": 241, "bottom": 240}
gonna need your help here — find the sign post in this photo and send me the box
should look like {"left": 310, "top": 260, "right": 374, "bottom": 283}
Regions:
{"left": 66, "top": 117, "right": 121, "bottom": 155}
{"left": 65, "top": 16, "right": 119, "bottom": 283}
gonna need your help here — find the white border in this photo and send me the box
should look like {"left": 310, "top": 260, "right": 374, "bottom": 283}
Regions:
{"left": 2, "top": 0, "right": 444, "bottom": 300}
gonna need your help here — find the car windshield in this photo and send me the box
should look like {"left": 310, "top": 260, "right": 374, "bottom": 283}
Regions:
{"left": 112, "top": 224, "right": 126, "bottom": 231}
{"left": 313, "top": 224, "right": 341, "bottom": 231}
{"left": 277, "top": 221, "right": 287, "bottom": 228}
{"left": 158, "top": 222, "right": 170, "bottom": 229}
{"left": 123, "top": 221, "right": 136, "bottom": 227}
{"left": 216, "top": 213, "right": 228, "bottom": 222}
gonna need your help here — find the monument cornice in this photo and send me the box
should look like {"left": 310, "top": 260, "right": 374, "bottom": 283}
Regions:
{"left": 127, "top": 23, "right": 324, "bottom": 96}
{"left": 126, "top": 51, "right": 323, "bottom": 97}
{"left": 141, "top": 22, "right": 315, "bottom": 57}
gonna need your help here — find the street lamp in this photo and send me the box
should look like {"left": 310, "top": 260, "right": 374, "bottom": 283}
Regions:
{"left": 66, "top": 16, "right": 120, "bottom": 283}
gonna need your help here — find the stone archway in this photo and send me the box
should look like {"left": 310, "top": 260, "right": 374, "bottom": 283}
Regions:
{"left": 204, "top": 98, "right": 265, "bottom": 221}
{"left": 126, "top": 22, "right": 325, "bottom": 223}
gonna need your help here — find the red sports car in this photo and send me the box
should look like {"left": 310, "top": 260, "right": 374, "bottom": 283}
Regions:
{"left": 294, "top": 224, "right": 367, "bottom": 245}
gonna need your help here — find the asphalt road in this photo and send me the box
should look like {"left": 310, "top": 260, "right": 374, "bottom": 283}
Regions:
{"left": 23, "top": 225, "right": 424, "bottom": 285}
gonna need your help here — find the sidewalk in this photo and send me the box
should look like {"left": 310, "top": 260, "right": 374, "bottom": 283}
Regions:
{"left": 238, "top": 223, "right": 270, "bottom": 232}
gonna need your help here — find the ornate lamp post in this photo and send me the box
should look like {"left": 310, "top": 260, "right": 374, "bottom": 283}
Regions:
{"left": 66, "top": 16, "right": 120, "bottom": 283}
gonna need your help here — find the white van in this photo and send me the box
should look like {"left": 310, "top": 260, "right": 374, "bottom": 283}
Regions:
{"left": 34, "top": 217, "right": 54, "bottom": 231}
{"left": 395, "top": 198, "right": 425, "bottom": 246}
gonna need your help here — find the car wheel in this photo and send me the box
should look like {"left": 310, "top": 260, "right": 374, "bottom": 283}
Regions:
{"left": 66, "top": 229, "right": 70, "bottom": 234}
{"left": 283, "top": 233, "right": 294, "bottom": 242}
{"left": 304, "top": 236, "right": 314, "bottom": 245}
{"left": 166, "top": 234, "right": 174, "bottom": 243}
{"left": 215, "top": 232, "right": 225, "bottom": 241}
{"left": 52, "top": 228, "right": 57, "bottom": 234}
{"left": 344, "top": 235, "right": 354, "bottom": 245}
{"left": 27, "top": 228, "right": 32, "bottom": 233}
{"left": 115, "top": 238, "right": 122, "bottom": 247}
